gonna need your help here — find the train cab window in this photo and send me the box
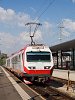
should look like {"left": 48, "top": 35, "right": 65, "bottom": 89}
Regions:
{"left": 26, "top": 51, "right": 51, "bottom": 62}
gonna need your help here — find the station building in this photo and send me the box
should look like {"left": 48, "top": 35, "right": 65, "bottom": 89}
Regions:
{"left": 50, "top": 39, "right": 75, "bottom": 70}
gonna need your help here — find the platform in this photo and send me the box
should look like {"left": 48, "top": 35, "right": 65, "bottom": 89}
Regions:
{"left": 0, "top": 66, "right": 45, "bottom": 100}
{"left": 52, "top": 69, "right": 75, "bottom": 81}
{"left": 52, "top": 69, "right": 75, "bottom": 99}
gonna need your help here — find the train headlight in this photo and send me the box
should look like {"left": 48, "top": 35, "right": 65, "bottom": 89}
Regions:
{"left": 44, "top": 66, "right": 51, "bottom": 69}
{"left": 28, "top": 66, "right": 36, "bottom": 69}
{"left": 28, "top": 67, "right": 31, "bottom": 69}
{"left": 33, "top": 67, "right": 36, "bottom": 69}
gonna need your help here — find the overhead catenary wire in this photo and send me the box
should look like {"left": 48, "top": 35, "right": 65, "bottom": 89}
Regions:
{"left": 25, "top": 0, "right": 55, "bottom": 45}
{"left": 32, "top": 0, "right": 47, "bottom": 19}
{"left": 35, "top": 0, "right": 55, "bottom": 22}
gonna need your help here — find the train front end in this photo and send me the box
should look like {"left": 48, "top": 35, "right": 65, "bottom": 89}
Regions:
{"left": 24, "top": 44, "right": 54, "bottom": 82}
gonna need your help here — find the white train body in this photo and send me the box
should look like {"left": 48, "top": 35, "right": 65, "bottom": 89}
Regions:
{"left": 6, "top": 44, "right": 54, "bottom": 81}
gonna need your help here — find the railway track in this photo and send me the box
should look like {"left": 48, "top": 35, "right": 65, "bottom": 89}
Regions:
{"left": 5, "top": 68, "right": 75, "bottom": 100}
{"left": 51, "top": 76, "right": 75, "bottom": 92}
{"left": 29, "top": 81, "right": 75, "bottom": 100}
{"left": 51, "top": 76, "right": 75, "bottom": 84}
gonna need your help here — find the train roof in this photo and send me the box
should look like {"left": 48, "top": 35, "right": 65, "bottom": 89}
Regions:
{"left": 7, "top": 44, "right": 49, "bottom": 58}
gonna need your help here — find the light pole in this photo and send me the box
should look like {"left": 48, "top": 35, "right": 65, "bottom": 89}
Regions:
{"left": 58, "top": 21, "right": 64, "bottom": 43}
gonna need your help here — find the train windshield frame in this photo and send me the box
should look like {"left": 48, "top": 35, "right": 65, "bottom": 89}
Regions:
{"left": 26, "top": 51, "right": 51, "bottom": 62}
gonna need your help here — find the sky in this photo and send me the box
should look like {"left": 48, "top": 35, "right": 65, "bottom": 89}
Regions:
{"left": 0, "top": 0, "right": 75, "bottom": 55}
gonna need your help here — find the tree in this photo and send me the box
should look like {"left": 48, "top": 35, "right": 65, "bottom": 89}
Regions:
{"left": 0, "top": 53, "right": 7, "bottom": 66}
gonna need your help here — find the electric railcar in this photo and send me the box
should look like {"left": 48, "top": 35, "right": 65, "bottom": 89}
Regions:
{"left": 6, "top": 44, "right": 54, "bottom": 83}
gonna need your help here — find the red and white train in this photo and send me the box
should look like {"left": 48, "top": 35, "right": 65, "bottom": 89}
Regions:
{"left": 6, "top": 44, "right": 54, "bottom": 83}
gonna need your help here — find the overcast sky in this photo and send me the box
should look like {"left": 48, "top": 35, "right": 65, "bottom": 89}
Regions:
{"left": 0, "top": 0, "right": 75, "bottom": 55}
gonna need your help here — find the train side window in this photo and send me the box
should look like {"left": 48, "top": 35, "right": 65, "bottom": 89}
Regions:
{"left": 19, "top": 55, "right": 20, "bottom": 59}
{"left": 22, "top": 53, "right": 23, "bottom": 59}
{"left": 7, "top": 59, "right": 10, "bottom": 66}
{"left": 18, "top": 54, "right": 21, "bottom": 62}
{"left": 15, "top": 56, "right": 18, "bottom": 63}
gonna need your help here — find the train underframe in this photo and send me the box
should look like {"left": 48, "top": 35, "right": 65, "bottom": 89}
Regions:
{"left": 22, "top": 73, "right": 51, "bottom": 83}
{"left": 6, "top": 67, "right": 53, "bottom": 84}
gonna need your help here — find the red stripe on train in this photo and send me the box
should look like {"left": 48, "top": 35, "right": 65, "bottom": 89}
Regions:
{"left": 24, "top": 67, "right": 53, "bottom": 74}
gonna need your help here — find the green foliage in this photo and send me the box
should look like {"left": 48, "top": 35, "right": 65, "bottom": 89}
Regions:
{"left": 0, "top": 54, "right": 7, "bottom": 66}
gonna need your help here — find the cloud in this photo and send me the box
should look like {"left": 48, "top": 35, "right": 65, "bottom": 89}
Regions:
{"left": 0, "top": 32, "right": 16, "bottom": 46}
{"left": 30, "top": 7, "right": 36, "bottom": 12}
{"left": 0, "top": 32, "right": 17, "bottom": 54}
{"left": 58, "top": 19, "right": 75, "bottom": 38}
{"left": 19, "top": 30, "right": 43, "bottom": 44}
{"left": 71, "top": 0, "right": 75, "bottom": 3}
{"left": 0, "top": 7, "right": 15, "bottom": 22}
{"left": 61, "top": 30, "right": 70, "bottom": 37}
{"left": 0, "top": 32, "right": 27, "bottom": 54}
{"left": 0, "top": 30, "right": 43, "bottom": 54}
{"left": 0, "top": 6, "right": 53, "bottom": 55}
{"left": 42, "top": 21, "right": 52, "bottom": 37}
{"left": 63, "top": 19, "right": 75, "bottom": 32}
{"left": 43, "top": 21, "right": 52, "bottom": 30}
{"left": 0, "top": 7, "right": 32, "bottom": 27}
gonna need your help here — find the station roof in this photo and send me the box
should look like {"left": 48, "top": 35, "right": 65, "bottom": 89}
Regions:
{"left": 50, "top": 39, "right": 75, "bottom": 52}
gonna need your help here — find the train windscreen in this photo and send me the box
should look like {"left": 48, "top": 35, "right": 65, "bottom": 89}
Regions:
{"left": 26, "top": 51, "right": 51, "bottom": 62}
